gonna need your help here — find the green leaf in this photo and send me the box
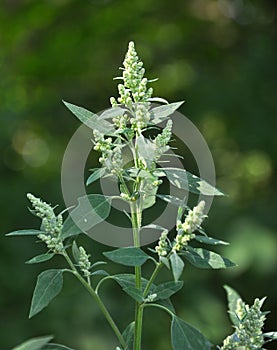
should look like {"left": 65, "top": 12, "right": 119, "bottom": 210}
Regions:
{"left": 12, "top": 336, "right": 53, "bottom": 350}
{"left": 72, "top": 241, "right": 80, "bottom": 263}
{"left": 150, "top": 101, "right": 184, "bottom": 124}
{"left": 91, "top": 270, "right": 109, "bottom": 276}
{"left": 194, "top": 235, "right": 229, "bottom": 246}
{"left": 181, "top": 247, "right": 236, "bottom": 269}
{"left": 122, "top": 321, "right": 135, "bottom": 350}
{"left": 264, "top": 332, "right": 277, "bottom": 340}
{"left": 103, "top": 247, "right": 149, "bottom": 266}
{"left": 157, "top": 194, "right": 188, "bottom": 209}
{"left": 43, "top": 344, "right": 75, "bottom": 350}
{"left": 170, "top": 252, "right": 184, "bottom": 281}
{"left": 6, "top": 229, "right": 44, "bottom": 236}
{"left": 113, "top": 274, "right": 151, "bottom": 290}
{"left": 123, "top": 286, "right": 144, "bottom": 303}
{"left": 137, "top": 135, "right": 156, "bottom": 169}
{"left": 154, "top": 281, "right": 183, "bottom": 300}
{"left": 62, "top": 101, "right": 115, "bottom": 134}
{"left": 61, "top": 194, "right": 112, "bottom": 240}
{"left": 29, "top": 269, "right": 63, "bottom": 318}
{"left": 86, "top": 168, "right": 106, "bottom": 186}
{"left": 171, "top": 316, "right": 212, "bottom": 350}
{"left": 26, "top": 253, "right": 55, "bottom": 264}
{"left": 99, "top": 106, "right": 127, "bottom": 119}
{"left": 161, "top": 168, "right": 224, "bottom": 196}
{"left": 142, "top": 184, "right": 158, "bottom": 210}
{"left": 224, "top": 285, "right": 242, "bottom": 326}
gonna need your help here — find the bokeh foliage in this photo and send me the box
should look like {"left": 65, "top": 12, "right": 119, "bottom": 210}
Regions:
{"left": 0, "top": 0, "right": 276, "bottom": 349}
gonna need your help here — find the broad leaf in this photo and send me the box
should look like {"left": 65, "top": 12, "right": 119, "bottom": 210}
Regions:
{"left": 113, "top": 274, "right": 151, "bottom": 290}
{"left": 26, "top": 253, "right": 54, "bottom": 264}
{"left": 122, "top": 322, "right": 135, "bottom": 350}
{"left": 137, "top": 135, "right": 156, "bottom": 169}
{"left": 61, "top": 194, "right": 112, "bottom": 240}
{"left": 63, "top": 101, "right": 115, "bottom": 134}
{"left": 142, "top": 184, "right": 158, "bottom": 210}
{"left": 224, "top": 285, "right": 242, "bottom": 326}
{"left": 104, "top": 247, "right": 149, "bottom": 266}
{"left": 86, "top": 168, "right": 105, "bottom": 186}
{"left": 6, "top": 229, "right": 43, "bottom": 236}
{"left": 171, "top": 316, "right": 212, "bottom": 350}
{"left": 12, "top": 336, "right": 53, "bottom": 350}
{"left": 194, "top": 235, "right": 229, "bottom": 246}
{"left": 43, "top": 344, "right": 74, "bottom": 350}
{"left": 157, "top": 194, "right": 188, "bottom": 208}
{"left": 123, "top": 286, "right": 144, "bottom": 303}
{"left": 154, "top": 281, "right": 183, "bottom": 300}
{"left": 161, "top": 168, "right": 224, "bottom": 196}
{"left": 29, "top": 269, "right": 63, "bottom": 318}
{"left": 181, "top": 247, "right": 236, "bottom": 269}
{"left": 150, "top": 101, "right": 184, "bottom": 124}
{"left": 170, "top": 252, "right": 184, "bottom": 282}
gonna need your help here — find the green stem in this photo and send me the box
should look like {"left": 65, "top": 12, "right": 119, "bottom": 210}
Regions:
{"left": 63, "top": 252, "right": 126, "bottom": 349}
{"left": 130, "top": 201, "right": 143, "bottom": 350}
{"left": 143, "top": 262, "right": 163, "bottom": 298}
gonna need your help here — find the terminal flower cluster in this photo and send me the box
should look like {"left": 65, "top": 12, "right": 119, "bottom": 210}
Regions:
{"left": 27, "top": 193, "right": 64, "bottom": 253}
{"left": 78, "top": 246, "right": 92, "bottom": 278}
{"left": 221, "top": 297, "right": 267, "bottom": 349}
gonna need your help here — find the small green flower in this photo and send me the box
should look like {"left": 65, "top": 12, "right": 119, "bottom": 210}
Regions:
{"left": 155, "top": 230, "right": 169, "bottom": 257}
{"left": 78, "top": 246, "right": 91, "bottom": 278}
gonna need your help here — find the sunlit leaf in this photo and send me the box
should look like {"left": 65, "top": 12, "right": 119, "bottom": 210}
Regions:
{"left": 61, "top": 195, "right": 112, "bottom": 240}
{"left": 99, "top": 106, "right": 127, "bottom": 119}
{"left": 224, "top": 285, "right": 242, "bottom": 326}
{"left": 194, "top": 235, "right": 229, "bottom": 246}
{"left": 6, "top": 229, "right": 44, "bottom": 236}
{"left": 29, "top": 269, "right": 63, "bottom": 318}
{"left": 86, "top": 168, "right": 105, "bottom": 186}
{"left": 25, "top": 253, "right": 55, "bottom": 264}
{"left": 63, "top": 101, "right": 115, "bottom": 134}
{"left": 150, "top": 101, "right": 184, "bottom": 124}
{"left": 170, "top": 252, "right": 184, "bottom": 281}
{"left": 12, "top": 336, "right": 53, "bottom": 350}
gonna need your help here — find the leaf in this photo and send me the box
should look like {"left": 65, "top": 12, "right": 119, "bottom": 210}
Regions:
{"left": 170, "top": 252, "right": 185, "bottom": 282}
{"left": 160, "top": 256, "right": 170, "bottom": 269}
{"left": 171, "top": 316, "right": 212, "bottom": 350}
{"left": 224, "top": 285, "right": 242, "bottom": 326}
{"left": 122, "top": 322, "right": 135, "bottom": 350}
{"left": 147, "top": 97, "right": 169, "bottom": 104}
{"left": 142, "top": 184, "right": 158, "bottom": 210}
{"left": 161, "top": 168, "right": 224, "bottom": 196}
{"left": 29, "top": 269, "right": 63, "bottom": 318}
{"left": 137, "top": 135, "right": 156, "bottom": 168}
{"left": 113, "top": 274, "right": 151, "bottom": 290}
{"left": 99, "top": 106, "right": 127, "bottom": 119}
{"left": 62, "top": 101, "right": 115, "bottom": 134}
{"left": 61, "top": 194, "right": 112, "bottom": 240}
{"left": 157, "top": 194, "right": 188, "bottom": 208}
{"left": 86, "top": 168, "right": 105, "bottom": 186}
{"left": 181, "top": 247, "right": 236, "bottom": 269}
{"left": 26, "top": 254, "right": 55, "bottom": 264}
{"left": 72, "top": 241, "right": 80, "bottom": 263}
{"left": 91, "top": 270, "right": 109, "bottom": 276}
{"left": 264, "top": 332, "right": 277, "bottom": 340}
{"left": 103, "top": 247, "right": 149, "bottom": 266}
{"left": 123, "top": 286, "right": 144, "bottom": 303}
{"left": 43, "top": 344, "right": 75, "bottom": 350}
{"left": 150, "top": 101, "right": 184, "bottom": 124}
{"left": 6, "top": 229, "right": 44, "bottom": 236}
{"left": 154, "top": 281, "right": 183, "bottom": 300}
{"left": 157, "top": 298, "right": 176, "bottom": 314}
{"left": 12, "top": 336, "right": 53, "bottom": 350}
{"left": 194, "top": 235, "right": 229, "bottom": 246}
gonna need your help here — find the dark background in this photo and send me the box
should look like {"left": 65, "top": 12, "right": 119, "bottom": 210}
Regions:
{"left": 0, "top": 0, "right": 276, "bottom": 349}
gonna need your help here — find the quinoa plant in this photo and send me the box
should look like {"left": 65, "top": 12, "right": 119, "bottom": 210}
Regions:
{"left": 7, "top": 42, "right": 277, "bottom": 350}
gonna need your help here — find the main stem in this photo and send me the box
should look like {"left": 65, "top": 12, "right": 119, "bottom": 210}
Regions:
{"left": 63, "top": 253, "right": 126, "bottom": 349}
{"left": 130, "top": 201, "right": 143, "bottom": 350}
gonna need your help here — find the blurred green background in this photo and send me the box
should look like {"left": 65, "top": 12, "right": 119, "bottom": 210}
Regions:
{"left": 1, "top": 0, "right": 277, "bottom": 349}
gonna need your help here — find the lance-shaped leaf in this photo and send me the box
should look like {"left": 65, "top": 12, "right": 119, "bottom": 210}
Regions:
{"left": 12, "top": 336, "right": 53, "bottom": 350}
{"left": 43, "top": 344, "right": 75, "bottom": 350}
{"left": 181, "top": 247, "right": 236, "bottom": 269}
{"left": 157, "top": 194, "right": 188, "bottom": 209}
{"left": 160, "top": 168, "right": 224, "bottom": 196}
{"left": 154, "top": 281, "right": 183, "bottom": 300}
{"left": 150, "top": 101, "right": 184, "bottom": 124}
{"left": 194, "top": 235, "right": 229, "bottom": 246}
{"left": 99, "top": 106, "right": 127, "bottom": 119}
{"left": 6, "top": 229, "right": 44, "bottom": 236}
{"left": 61, "top": 194, "right": 112, "bottom": 240}
{"left": 137, "top": 135, "right": 156, "bottom": 169}
{"left": 86, "top": 168, "right": 106, "bottom": 186}
{"left": 264, "top": 332, "right": 277, "bottom": 341}
{"left": 29, "top": 269, "right": 63, "bottom": 318}
{"left": 104, "top": 247, "right": 150, "bottom": 266}
{"left": 26, "top": 253, "right": 55, "bottom": 264}
{"left": 170, "top": 252, "right": 185, "bottom": 282}
{"left": 224, "top": 285, "right": 242, "bottom": 326}
{"left": 63, "top": 101, "right": 115, "bottom": 134}
{"left": 171, "top": 316, "right": 212, "bottom": 350}
{"left": 122, "top": 322, "right": 135, "bottom": 350}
